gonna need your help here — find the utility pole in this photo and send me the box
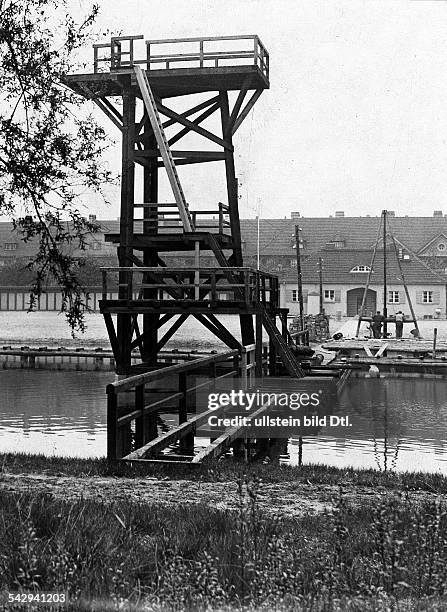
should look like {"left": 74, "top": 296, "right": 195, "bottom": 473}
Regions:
{"left": 318, "top": 256, "right": 324, "bottom": 314}
{"left": 382, "top": 209, "right": 387, "bottom": 338}
{"left": 295, "top": 225, "right": 304, "bottom": 331}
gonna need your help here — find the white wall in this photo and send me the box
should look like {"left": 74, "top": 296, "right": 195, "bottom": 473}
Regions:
{"left": 280, "top": 282, "right": 447, "bottom": 318}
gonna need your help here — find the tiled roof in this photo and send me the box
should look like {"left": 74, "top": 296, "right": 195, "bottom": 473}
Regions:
{"left": 283, "top": 250, "right": 447, "bottom": 285}
{"left": 240, "top": 216, "right": 447, "bottom": 256}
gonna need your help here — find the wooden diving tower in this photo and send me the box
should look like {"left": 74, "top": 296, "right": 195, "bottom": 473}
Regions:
{"left": 65, "top": 35, "right": 318, "bottom": 464}
{"left": 66, "top": 34, "right": 304, "bottom": 378}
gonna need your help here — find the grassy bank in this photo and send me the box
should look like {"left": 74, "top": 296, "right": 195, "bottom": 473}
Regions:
{"left": 1, "top": 451, "right": 447, "bottom": 494}
{"left": 1, "top": 478, "right": 447, "bottom": 611}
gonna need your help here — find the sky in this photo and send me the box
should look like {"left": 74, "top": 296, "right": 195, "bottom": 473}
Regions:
{"left": 67, "top": 0, "right": 447, "bottom": 219}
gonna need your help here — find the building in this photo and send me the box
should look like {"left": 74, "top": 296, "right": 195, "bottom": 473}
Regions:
{"left": 238, "top": 212, "right": 447, "bottom": 319}
{"left": 2, "top": 211, "right": 447, "bottom": 320}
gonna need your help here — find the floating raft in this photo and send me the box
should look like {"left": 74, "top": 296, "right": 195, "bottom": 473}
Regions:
{"left": 322, "top": 338, "right": 447, "bottom": 377}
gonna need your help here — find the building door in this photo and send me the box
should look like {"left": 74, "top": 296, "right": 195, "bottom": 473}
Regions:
{"left": 346, "top": 288, "right": 377, "bottom": 317}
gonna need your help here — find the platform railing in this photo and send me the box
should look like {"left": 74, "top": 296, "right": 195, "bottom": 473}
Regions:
{"left": 100, "top": 266, "right": 279, "bottom": 310}
{"left": 106, "top": 349, "right": 241, "bottom": 460}
{"left": 132, "top": 201, "right": 231, "bottom": 232}
{"left": 93, "top": 34, "right": 269, "bottom": 80}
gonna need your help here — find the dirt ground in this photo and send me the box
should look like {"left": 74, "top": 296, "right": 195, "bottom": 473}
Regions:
{"left": 0, "top": 472, "right": 443, "bottom": 517}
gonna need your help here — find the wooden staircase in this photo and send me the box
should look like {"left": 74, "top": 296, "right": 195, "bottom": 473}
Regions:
{"left": 262, "top": 310, "right": 305, "bottom": 378}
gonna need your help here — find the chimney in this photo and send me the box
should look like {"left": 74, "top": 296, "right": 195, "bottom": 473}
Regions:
{"left": 335, "top": 211, "right": 344, "bottom": 217}
{"left": 89, "top": 214, "right": 97, "bottom": 222}
{"left": 433, "top": 210, "right": 443, "bottom": 217}
{"left": 291, "top": 212, "right": 300, "bottom": 219}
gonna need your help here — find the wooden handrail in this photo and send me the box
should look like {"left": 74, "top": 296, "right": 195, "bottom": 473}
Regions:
{"left": 107, "top": 349, "right": 239, "bottom": 393}
{"left": 93, "top": 34, "right": 269, "bottom": 79}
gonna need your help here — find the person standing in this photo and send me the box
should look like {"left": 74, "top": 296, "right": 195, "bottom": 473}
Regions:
{"left": 395, "top": 311, "right": 404, "bottom": 339}
{"left": 371, "top": 311, "right": 384, "bottom": 339}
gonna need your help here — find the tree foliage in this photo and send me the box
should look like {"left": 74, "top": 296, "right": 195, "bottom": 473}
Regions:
{"left": 0, "top": 0, "right": 114, "bottom": 332}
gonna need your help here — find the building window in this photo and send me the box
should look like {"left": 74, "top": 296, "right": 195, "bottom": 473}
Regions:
{"left": 438, "top": 243, "right": 446, "bottom": 252}
{"left": 4, "top": 243, "right": 17, "bottom": 251}
{"left": 291, "top": 289, "right": 298, "bottom": 302}
{"left": 290, "top": 259, "right": 297, "bottom": 268}
{"left": 388, "top": 291, "right": 400, "bottom": 304}
{"left": 325, "top": 240, "right": 345, "bottom": 249}
{"left": 423, "top": 291, "right": 433, "bottom": 303}
{"left": 324, "top": 289, "right": 335, "bottom": 302}
{"left": 350, "top": 265, "right": 371, "bottom": 273}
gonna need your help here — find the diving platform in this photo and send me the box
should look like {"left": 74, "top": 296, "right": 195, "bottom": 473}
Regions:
{"left": 65, "top": 35, "right": 269, "bottom": 99}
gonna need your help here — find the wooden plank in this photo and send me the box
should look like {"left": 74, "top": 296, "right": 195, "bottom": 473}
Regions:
{"left": 123, "top": 458, "right": 198, "bottom": 466}
{"left": 191, "top": 401, "right": 271, "bottom": 464}
{"left": 123, "top": 405, "right": 223, "bottom": 460}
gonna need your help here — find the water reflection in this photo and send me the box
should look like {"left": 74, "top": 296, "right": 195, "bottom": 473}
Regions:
{"left": 0, "top": 370, "right": 113, "bottom": 457}
{"left": 0, "top": 370, "right": 447, "bottom": 472}
{"left": 288, "top": 377, "right": 447, "bottom": 473}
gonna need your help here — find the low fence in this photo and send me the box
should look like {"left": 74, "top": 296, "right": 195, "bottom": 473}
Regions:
{"left": 0, "top": 287, "right": 108, "bottom": 312}
{"left": 0, "top": 346, "right": 219, "bottom": 372}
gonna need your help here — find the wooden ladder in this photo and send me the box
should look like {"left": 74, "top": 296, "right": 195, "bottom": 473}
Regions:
{"left": 134, "top": 65, "right": 195, "bottom": 232}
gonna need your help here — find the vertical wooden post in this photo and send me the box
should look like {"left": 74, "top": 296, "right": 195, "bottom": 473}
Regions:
{"left": 318, "top": 257, "right": 324, "bottom": 314}
{"left": 255, "top": 310, "right": 263, "bottom": 378}
{"left": 240, "top": 347, "right": 248, "bottom": 390}
{"left": 433, "top": 328, "right": 438, "bottom": 359}
{"left": 194, "top": 241, "right": 200, "bottom": 301}
{"left": 179, "top": 371, "right": 194, "bottom": 454}
{"left": 116, "top": 82, "right": 136, "bottom": 374}
{"left": 269, "top": 313, "right": 277, "bottom": 376}
{"left": 142, "top": 113, "right": 159, "bottom": 364}
{"left": 107, "top": 389, "right": 118, "bottom": 460}
{"left": 295, "top": 224, "right": 304, "bottom": 332}
{"left": 220, "top": 91, "right": 254, "bottom": 346}
{"left": 382, "top": 210, "right": 388, "bottom": 338}
{"left": 134, "top": 383, "right": 145, "bottom": 450}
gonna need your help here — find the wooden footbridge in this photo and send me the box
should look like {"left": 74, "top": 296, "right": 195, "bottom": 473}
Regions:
{"left": 66, "top": 34, "right": 344, "bottom": 465}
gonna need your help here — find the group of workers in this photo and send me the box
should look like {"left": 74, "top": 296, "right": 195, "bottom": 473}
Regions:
{"left": 371, "top": 311, "right": 405, "bottom": 339}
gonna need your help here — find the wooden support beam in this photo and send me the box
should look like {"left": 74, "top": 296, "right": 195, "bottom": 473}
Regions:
{"left": 92, "top": 98, "right": 123, "bottom": 131}
{"left": 156, "top": 101, "right": 233, "bottom": 151}
{"left": 226, "top": 77, "right": 253, "bottom": 136}
{"left": 162, "top": 95, "right": 220, "bottom": 129}
{"left": 193, "top": 313, "right": 242, "bottom": 350}
{"left": 232, "top": 89, "right": 263, "bottom": 135}
{"left": 116, "top": 82, "right": 136, "bottom": 373}
{"left": 168, "top": 101, "right": 221, "bottom": 147}
{"left": 135, "top": 149, "right": 226, "bottom": 159}
{"left": 157, "top": 157, "right": 224, "bottom": 167}
{"left": 144, "top": 314, "right": 189, "bottom": 363}
{"left": 220, "top": 91, "right": 254, "bottom": 346}
{"left": 101, "top": 97, "right": 124, "bottom": 123}
{"left": 103, "top": 312, "right": 121, "bottom": 363}
{"left": 130, "top": 313, "right": 173, "bottom": 350}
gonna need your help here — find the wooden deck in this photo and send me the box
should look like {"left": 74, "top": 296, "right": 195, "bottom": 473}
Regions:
{"left": 323, "top": 338, "right": 447, "bottom": 377}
